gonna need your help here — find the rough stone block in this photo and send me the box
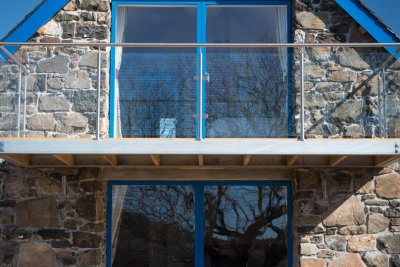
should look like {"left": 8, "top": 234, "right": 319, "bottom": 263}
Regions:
{"left": 0, "top": 114, "right": 17, "bottom": 131}
{"left": 27, "top": 114, "right": 56, "bottom": 131}
{"left": 336, "top": 48, "right": 369, "bottom": 70}
{"left": 329, "top": 253, "right": 366, "bottom": 267}
{"left": 300, "top": 258, "right": 326, "bottom": 267}
{"left": 376, "top": 172, "right": 400, "bottom": 199}
{"left": 296, "top": 12, "right": 326, "bottom": 29}
{"left": 325, "top": 235, "right": 347, "bottom": 251}
{"left": 39, "top": 95, "right": 70, "bottom": 112}
{"left": 18, "top": 242, "right": 59, "bottom": 267}
{"left": 363, "top": 251, "right": 389, "bottom": 267}
{"left": 338, "top": 225, "right": 365, "bottom": 235}
{"left": 301, "top": 243, "right": 319, "bottom": 256}
{"left": 347, "top": 236, "right": 376, "bottom": 252}
{"left": 73, "top": 90, "right": 97, "bottom": 112}
{"left": 331, "top": 100, "right": 363, "bottom": 123}
{"left": 37, "top": 55, "right": 69, "bottom": 74}
{"left": 323, "top": 196, "right": 365, "bottom": 227}
{"left": 367, "top": 213, "right": 390, "bottom": 234}
{"left": 16, "top": 197, "right": 60, "bottom": 228}
{"left": 65, "top": 70, "right": 91, "bottom": 89}
{"left": 72, "top": 232, "right": 102, "bottom": 248}
{"left": 377, "top": 235, "right": 400, "bottom": 253}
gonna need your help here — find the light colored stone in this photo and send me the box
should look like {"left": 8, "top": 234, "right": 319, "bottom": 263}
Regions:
{"left": 37, "top": 55, "right": 69, "bottom": 74}
{"left": 305, "top": 93, "right": 326, "bottom": 109}
{"left": 0, "top": 94, "right": 15, "bottom": 112}
{"left": 344, "top": 125, "right": 364, "bottom": 138}
{"left": 336, "top": 48, "right": 370, "bottom": 70}
{"left": 65, "top": 70, "right": 91, "bottom": 89}
{"left": 328, "top": 253, "right": 366, "bottom": 267}
{"left": 323, "top": 196, "right": 365, "bottom": 227}
{"left": 27, "top": 114, "right": 56, "bottom": 131}
{"left": 363, "top": 251, "right": 389, "bottom": 267}
{"left": 388, "top": 118, "right": 400, "bottom": 137}
{"left": 347, "top": 236, "right": 376, "bottom": 252}
{"left": 35, "top": 178, "right": 61, "bottom": 196}
{"left": 306, "top": 65, "right": 325, "bottom": 79}
{"left": 42, "top": 20, "right": 63, "bottom": 37}
{"left": 301, "top": 243, "right": 319, "bottom": 256}
{"left": 79, "top": 51, "right": 108, "bottom": 68}
{"left": 376, "top": 172, "right": 400, "bottom": 199}
{"left": 55, "top": 112, "right": 88, "bottom": 128}
{"left": 392, "top": 218, "right": 400, "bottom": 225}
{"left": 300, "top": 258, "right": 327, "bottom": 267}
{"left": 0, "top": 113, "right": 17, "bottom": 130}
{"left": 329, "top": 69, "right": 356, "bottom": 82}
{"left": 18, "top": 242, "right": 60, "bottom": 267}
{"left": 47, "top": 78, "right": 64, "bottom": 90}
{"left": 331, "top": 100, "right": 363, "bottom": 123}
{"left": 39, "top": 95, "right": 70, "bottom": 112}
{"left": 357, "top": 180, "right": 374, "bottom": 194}
{"left": 367, "top": 213, "right": 390, "bottom": 234}
{"left": 296, "top": 12, "right": 326, "bottom": 29}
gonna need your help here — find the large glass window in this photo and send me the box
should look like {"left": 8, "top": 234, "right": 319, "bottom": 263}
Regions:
{"left": 112, "top": 2, "right": 290, "bottom": 138}
{"left": 108, "top": 182, "right": 292, "bottom": 267}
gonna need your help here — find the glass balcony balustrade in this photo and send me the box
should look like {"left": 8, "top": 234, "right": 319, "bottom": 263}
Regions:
{"left": 0, "top": 42, "right": 399, "bottom": 140}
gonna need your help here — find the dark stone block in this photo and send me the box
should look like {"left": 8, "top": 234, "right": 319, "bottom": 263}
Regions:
{"left": 384, "top": 208, "right": 400, "bottom": 218}
{"left": 37, "top": 229, "right": 70, "bottom": 240}
{"left": 61, "top": 22, "right": 75, "bottom": 38}
{"left": 377, "top": 235, "right": 400, "bottom": 253}
{"left": 51, "top": 239, "right": 72, "bottom": 248}
{"left": 73, "top": 232, "right": 102, "bottom": 248}
{"left": 391, "top": 255, "right": 400, "bottom": 267}
{"left": 0, "top": 200, "right": 16, "bottom": 207}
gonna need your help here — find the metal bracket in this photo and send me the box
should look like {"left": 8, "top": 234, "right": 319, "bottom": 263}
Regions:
{"left": 0, "top": 142, "right": 5, "bottom": 152}
{"left": 193, "top": 114, "right": 209, "bottom": 119}
{"left": 395, "top": 143, "right": 399, "bottom": 154}
{"left": 193, "top": 72, "right": 210, "bottom": 83}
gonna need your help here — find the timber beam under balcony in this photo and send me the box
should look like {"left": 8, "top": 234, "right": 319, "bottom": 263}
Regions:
{"left": 0, "top": 138, "right": 398, "bottom": 168}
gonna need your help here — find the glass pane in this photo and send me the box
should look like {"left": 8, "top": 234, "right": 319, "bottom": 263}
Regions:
{"left": 204, "top": 185, "right": 289, "bottom": 267}
{"left": 116, "top": 6, "right": 197, "bottom": 138}
{"left": 112, "top": 185, "right": 195, "bottom": 267}
{"left": 206, "top": 6, "right": 289, "bottom": 137}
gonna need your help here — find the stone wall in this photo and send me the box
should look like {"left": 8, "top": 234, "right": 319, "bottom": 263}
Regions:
{"left": 295, "top": 167, "right": 400, "bottom": 267}
{"left": 294, "top": 0, "right": 400, "bottom": 138}
{"left": 0, "top": 0, "right": 111, "bottom": 138}
{"left": 0, "top": 164, "right": 106, "bottom": 266}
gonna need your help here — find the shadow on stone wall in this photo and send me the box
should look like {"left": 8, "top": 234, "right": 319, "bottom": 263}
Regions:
{"left": 294, "top": 167, "right": 400, "bottom": 267}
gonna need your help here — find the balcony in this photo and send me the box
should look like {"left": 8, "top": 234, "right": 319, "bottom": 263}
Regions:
{"left": 0, "top": 42, "right": 399, "bottom": 169}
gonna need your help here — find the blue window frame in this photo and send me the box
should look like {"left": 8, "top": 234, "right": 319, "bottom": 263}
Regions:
{"left": 110, "top": 0, "right": 292, "bottom": 139}
{"left": 107, "top": 181, "right": 293, "bottom": 267}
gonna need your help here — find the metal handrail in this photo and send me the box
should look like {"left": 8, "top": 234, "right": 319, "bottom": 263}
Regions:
{"left": 1, "top": 42, "right": 400, "bottom": 48}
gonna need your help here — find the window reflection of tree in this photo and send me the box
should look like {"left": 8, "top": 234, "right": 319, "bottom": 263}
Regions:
{"left": 119, "top": 51, "right": 196, "bottom": 138}
{"left": 204, "top": 186, "right": 288, "bottom": 267}
{"left": 206, "top": 48, "right": 288, "bottom": 138}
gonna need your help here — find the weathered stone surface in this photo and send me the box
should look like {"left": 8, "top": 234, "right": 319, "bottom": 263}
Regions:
{"left": 76, "top": 194, "right": 103, "bottom": 221}
{"left": 80, "top": 0, "right": 110, "bottom": 11}
{"left": 376, "top": 172, "right": 400, "bottom": 199}
{"left": 79, "top": 51, "right": 108, "bottom": 68}
{"left": 0, "top": 94, "right": 15, "bottom": 112}
{"left": 357, "top": 180, "right": 374, "bottom": 194}
{"left": 35, "top": 178, "right": 61, "bottom": 196}
{"left": 329, "top": 69, "right": 356, "bottom": 82}
{"left": 347, "top": 236, "right": 376, "bottom": 252}
{"left": 39, "top": 95, "right": 70, "bottom": 112}
{"left": 323, "top": 196, "right": 365, "bottom": 227}
{"left": 76, "top": 24, "right": 108, "bottom": 39}
{"left": 364, "top": 199, "right": 388, "bottom": 206}
{"left": 16, "top": 197, "right": 59, "bottom": 228}
{"left": 388, "top": 118, "right": 400, "bottom": 137}
{"left": 344, "top": 125, "right": 364, "bottom": 138}
{"left": 0, "top": 114, "right": 17, "bottom": 130}
{"left": 325, "top": 235, "right": 346, "bottom": 251}
{"left": 54, "top": 112, "right": 88, "bottom": 132}
{"left": 377, "top": 235, "right": 400, "bottom": 253}
{"left": 72, "top": 232, "right": 102, "bottom": 248}
{"left": 78, "top": 249, "right": 102, "bottom": 266}
{"left": 301, "top": 243, "right": 319, "bottom": 256}
{"left": 300, "top": 258, "right": 327, "bottom": 267}
{"left": 392, "top": 218, "right": 400, "bottom": 225}
{"left": 0, "top": 241, "right": 18, "bottom": 266}
{"left": 47, "top": 77, "right": 64, "bottom": 90}
{"left": 80, "top": 222, "right": 104, "bottom": 233}
{"left": 367, "top": 213, "right": 389, "bottom": 234}
{"left": 61, "top": 22, "right": 75, "bottom": 38}
{"left": 27, "top": 114, "right": 56, "bottom": 131}
{"left": 328, "top": 253, "right": 366, "bottom": 267}
{"left": 296, "top": 12, "right": 326, "bottom": 29}
{"left": 336, "top": 48, "right": 369, "bottom": 70}
{"left": 42, "top": 20, "right": 62, "bottom": 37}
{"left": 363, "top": 251, "right": 389, "bottom": 267}
{"left": 338, "top": 225, "right": 365, "bottom": 235}
{"left": 384, "top": 208, "right": 400, "bottom": 218}
{"left": 37, "top": 55, "right": 69, "bottom": 74}
{"left": 73, "top": 90, "right": 97, "bottom": 112}
{"left": 331, "top": 100, "right": 363, "bottom": 123}
{"left": 305, "top": 93, "right": 326, "bottom": 109}
{"left": 18, "top": 242, "right": 60, "bottom": 267}
{"left": 306, "top": 64, "right": 325, "bottom": 79}
{"left": 65, "top": 70, "right": 91, "bottom": 89}
{"left": 391, "top": 255, "right": 400, "bottom": 267}
{"left": 37, "top": 229, "right": 70, "bottom": 240}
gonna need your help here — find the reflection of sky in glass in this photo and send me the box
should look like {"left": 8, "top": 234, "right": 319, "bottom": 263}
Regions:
{"left": 361, "top": 0, "right": 400, "bottom": 36}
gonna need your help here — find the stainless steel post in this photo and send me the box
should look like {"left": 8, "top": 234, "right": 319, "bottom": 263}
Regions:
{"left": 96, "top": 47, "right": 101, "bottom": 140}
{"left": 378, "top": 70, "right": 383, "bottom": 137}
{"left": 382, "top": 67, "right": 387, "bottom": 138}
{"left": 23, "top": 72, "right": 27, "bottom": 137}
{"left": 198, "top": 48, "right": 204, "bottom": 141}
{"left": 17, "top": 66, "right": 22, "bottom": 137}
{"left": 300, "top": 47, "right": 305, "bottom": 141}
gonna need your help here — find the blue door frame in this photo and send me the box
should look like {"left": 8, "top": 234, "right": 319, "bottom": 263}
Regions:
{"left": 106, "top": 180, "right": 293, "bottom": 267}
{"left": 109, "top": 0, "right": 292, "bottom": 139}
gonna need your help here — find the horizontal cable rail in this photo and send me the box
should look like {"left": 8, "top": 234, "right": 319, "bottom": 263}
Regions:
{"left": 1, "top": 42, "right": 400, "bottom": 48}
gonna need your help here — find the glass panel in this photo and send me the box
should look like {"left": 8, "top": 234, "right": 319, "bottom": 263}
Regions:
{"left": 116, "top": 6, "right": 197, "bottom": 138}
{"left": 204, "top": 185, "right": 289, "bottom": 267}
{"left": 112, "top": 185, "right": 195, "bottom": 267}
{"left": 206, "top": 6, "right": 289, "bottom": 137}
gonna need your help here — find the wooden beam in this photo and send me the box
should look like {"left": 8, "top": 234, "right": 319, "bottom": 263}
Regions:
{"left": 103, "top": 167, "right": 292, "bottom": 181}
{"left": 374, "top": 155, "right": 399, "bottom": 167}
{"left": 53, "top": 155, "right": 75, "bottom": 166}
{"left": 243, "top": 155, "right": 251, "bottom": 166}
{"left": 197, "top": 155, "right": 204, "bottom": 166}
{"left": 1, "top": 154, "right": 30, "bottom": 167}
{"left": 329, "top": 155, "right": 348, "bottom": 166}
{"left": 287, "top": 155, "right": 299, "bottom": 166}
{"left": 102, "top": 155, "right": 117, "bottom": 166}
{"left": 149, "top": 155, "right": 161, "bottom": 167}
